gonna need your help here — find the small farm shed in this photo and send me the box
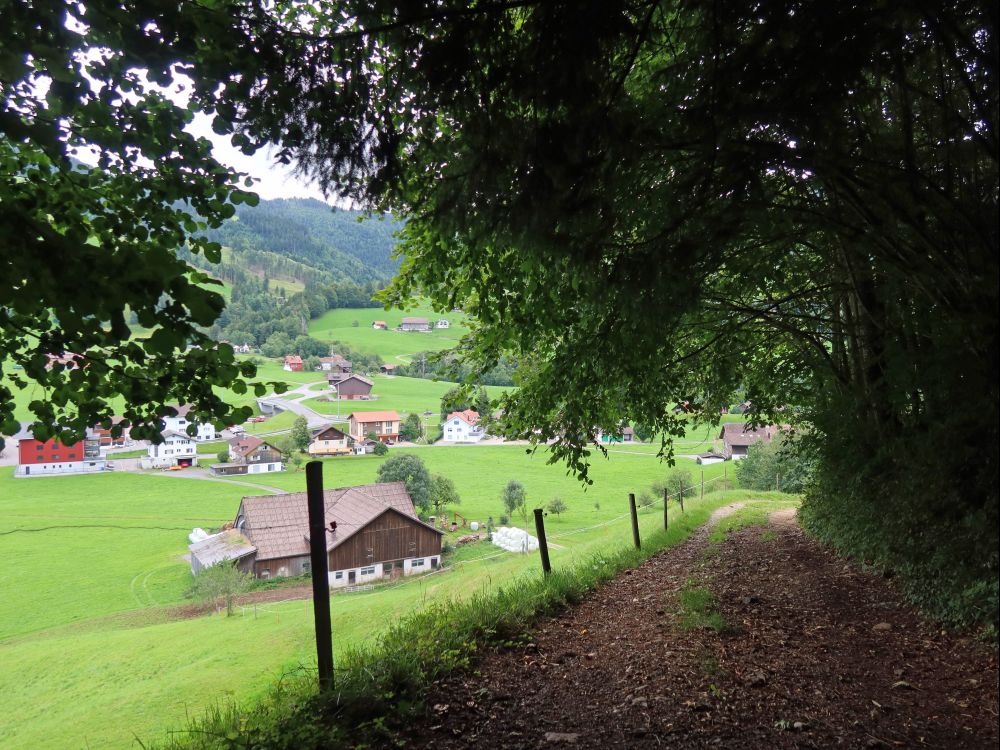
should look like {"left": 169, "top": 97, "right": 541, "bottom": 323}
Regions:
{"left": 189, "top": 529, "right": 257, "bottom": 574}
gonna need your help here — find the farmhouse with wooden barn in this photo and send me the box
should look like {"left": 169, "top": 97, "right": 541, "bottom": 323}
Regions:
{"left": 308, "top": 425, "right": 354, "bottom": 456}
{"left": 379, "top": 363, "right": 397, "bottom": 374}
{"left": 348, "top": 411, "right": 400, "bottom": 442}
{"left": 400, "top": 316, "right": 430, "bottom": 332}
{"left": 318, "top": 354, "right": 352, "bottom": 374}
{"left": 371, "top": 320, "right": 387, "bottom": 330}
{"left": 719, "top": 423, "right": 781, "bottom": 460}
{"left": 223, "top": 482, "right": 443, "bottom": 586}
{"left": 326, "top": 373, "right": 374, "bottom": 400}
{"left": 283, "top": 355, "right": 304, "bottom": 372}
{"left": 211, "top": 436, "right": 284, "bottom": 476}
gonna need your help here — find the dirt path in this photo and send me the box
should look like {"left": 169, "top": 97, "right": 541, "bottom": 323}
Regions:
{"left": 400, "top": 504, "right": 998, "bottom": 749}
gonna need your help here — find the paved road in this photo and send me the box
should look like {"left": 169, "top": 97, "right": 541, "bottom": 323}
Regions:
{"left": 144, "top": 467, "right": 286, "bottom": 494}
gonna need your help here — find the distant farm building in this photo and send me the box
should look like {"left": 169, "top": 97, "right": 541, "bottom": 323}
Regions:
{"left": 371, "top": 320, "right": 387, "bottom": 329}
{"left": 719, "top": 423, "right": 781, "bottom": 460}
{"left": 436, "top": 319, "right": 450, "bottom": 329}
{"left": 348, "top": 411, "right": 401, "bottom": 442}
{"left": 326, "top": 373, "right": 374, "bottom": 400}
{"left": 380, "top": 363, "right": 397, "bottom": 374}
{"left": 215, "top": 482, "right": 443, "bottom": 586}
{"left": 400, "top": 317, "right": 430, "bottom": 332}
{"left": 283, "top": 355, "right": 304, "bottom": 372}
{"left": 318, "top": 354, "right": 352, "bottom": 374}
{"left": 598, "top": 426, "right": 635, "bottom": 443}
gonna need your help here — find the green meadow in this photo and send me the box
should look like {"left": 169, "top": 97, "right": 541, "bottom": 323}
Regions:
{"left": 304, "top": 375, "right": 509, "bottom": 423}
{"left": 307, "top": 304, "right": 469, "bottom": 360}
{"left": 0, "top": 443, "right": 754, "bottom": 749}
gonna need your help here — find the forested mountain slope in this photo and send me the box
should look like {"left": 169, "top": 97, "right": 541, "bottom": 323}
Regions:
{"left": 200, "top": 198, "right": 401, "bottom": 284}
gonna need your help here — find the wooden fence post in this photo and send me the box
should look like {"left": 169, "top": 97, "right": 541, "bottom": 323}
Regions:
{"left": 663, "top": 489, "right": 669, "bottom": 532}
{"left": 629, "top": 493, "right": 641, "bottom": 549}
{"left": 306, "top": 460, "right": 334, "bottom": 691}
{"left": 701, "top": 470, "right": 705, "bottom": 500}
{"left": 534, "top": 508, "right": 551, "bottom": 576}
{"left": 679, "top": 481, "right": 685, "bottom": 512}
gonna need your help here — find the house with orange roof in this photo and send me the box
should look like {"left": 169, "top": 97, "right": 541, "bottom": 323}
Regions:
{"left": 348, "top": 410, "right": 401, "bottom": 443}
{"left": 443, "top": 409, "right": 486, "bottom": 443}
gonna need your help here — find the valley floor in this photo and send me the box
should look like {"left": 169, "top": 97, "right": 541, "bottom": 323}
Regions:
{"left": 400, "top": 509, "right": 999, "bottom": 749}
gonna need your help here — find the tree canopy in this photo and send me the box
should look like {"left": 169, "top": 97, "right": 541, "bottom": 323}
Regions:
{"left": 0, "top": 0, "right": 288, "bottom": 443}
{"left": 204, "top": 0, "right": 995, "bottom": 625}
{"left": 376, "top": 453, "right": 432, "bottom": 513}
{"left": 4, "top": 1, "right": 996, "bottom": 625}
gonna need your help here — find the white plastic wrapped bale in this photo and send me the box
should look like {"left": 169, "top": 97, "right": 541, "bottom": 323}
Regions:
{"left": 490, "top": 526, "right": 539, "bottom": 553}
{"left": 188, "top": 527, "right": 209, "bottom": 544}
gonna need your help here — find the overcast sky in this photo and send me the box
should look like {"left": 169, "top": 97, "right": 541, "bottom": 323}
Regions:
{"left": 188, "top": 115, "right": 331, "bottom": 204}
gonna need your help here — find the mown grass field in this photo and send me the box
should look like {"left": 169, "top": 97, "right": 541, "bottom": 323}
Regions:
{"left": 0, "top": 443, "right": 757, "bottom": 750}
{"left": 304, "top": 375, "right": 509, "bottom": 423}
{"left": 307, "top": 304, "right": 469, "bottom": 360}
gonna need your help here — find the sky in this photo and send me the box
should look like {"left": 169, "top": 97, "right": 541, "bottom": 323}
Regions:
{"left": 187, "top": 114, "right": 332, "bottom": 203}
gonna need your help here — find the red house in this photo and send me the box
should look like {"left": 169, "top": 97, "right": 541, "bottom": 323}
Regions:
{"left": 283, "top": 355, "right": 304, "bottom": 372}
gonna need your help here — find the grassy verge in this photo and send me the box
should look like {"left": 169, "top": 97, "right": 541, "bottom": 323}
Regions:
{"left": 158, "top": 496, "right": 739, "bottom": 749}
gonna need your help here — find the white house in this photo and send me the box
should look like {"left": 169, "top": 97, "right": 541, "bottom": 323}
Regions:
{"left": 436, "top": 319, "right": 450, "bottom": 329}
{"left": 161, "top": 404, "right": 216, "bottom": 441}
{"left": 142, "top": 430, "right": 198, "bottom": 468}
{"left": 443, "top": 409, "right": 485, "bottom": 443}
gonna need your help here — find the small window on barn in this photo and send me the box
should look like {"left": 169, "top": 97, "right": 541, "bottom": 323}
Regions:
{"left": 411, "top": 559, "right": 424, "bottom": 567}
{"left": 260, "top": 570, "right": 270, "bottom": 579}
{"left": 335, "top": 571, "right": 343, "bottom": 580}
{"left": 383, "top": 563, "right": 392, "bottom": 573}
{"left": 360, "top": 566, "right": 375, "bottom": 575}
{"left": 302, "top": 561, "right": 311, "bottom": 573}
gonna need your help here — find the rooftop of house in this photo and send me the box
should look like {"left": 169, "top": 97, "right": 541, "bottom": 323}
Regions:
{"left": 348, "top": 410, "right": 400, "bottom": 422}
{"left": 718, "top": 423, "right": 781, "bottom": 447}
{"left": 237, "top": 482, "right": 441, "bottom": 561}
{"left": 447, "top": 409, "right": 481, "bottom": 426}
{"left": 310, "top": 424, "right": 350, "bottom": 440}
{"left": 401, "top": 316, "right": 429, "bottom": 324}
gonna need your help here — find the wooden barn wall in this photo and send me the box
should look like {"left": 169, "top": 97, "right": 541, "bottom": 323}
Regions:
{"left": 253, "top": 555, "right": 307, "bottom": 578}
{"left": 328, "top": 510, "right": 441, "bottom": 570}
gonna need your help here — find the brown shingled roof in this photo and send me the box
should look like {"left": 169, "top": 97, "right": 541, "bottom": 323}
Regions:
{"left": 718, "top": 423, "right": 782, "bottom": 448}
{"left": 237, "top": 482, "right": 440, "bottom": 562}
{"left": 229, "top": 435, "right": 264, "bottom": 458}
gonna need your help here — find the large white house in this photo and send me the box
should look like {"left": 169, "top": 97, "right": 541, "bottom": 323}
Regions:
{"left": 143, "top": 431, "right": 199, "bottom": 469}
{"left": 443, "top": 409, "right": 485, "bottom": 443}
{"left": 161, "top": 404, "right": 216, "bottom": 441}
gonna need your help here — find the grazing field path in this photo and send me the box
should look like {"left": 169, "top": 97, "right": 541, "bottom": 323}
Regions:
{"left": 150, "top": 469, "right": 285, "bottom": 494}
{"left": 401, "top": 507, "right": 998, "bottom": 749}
